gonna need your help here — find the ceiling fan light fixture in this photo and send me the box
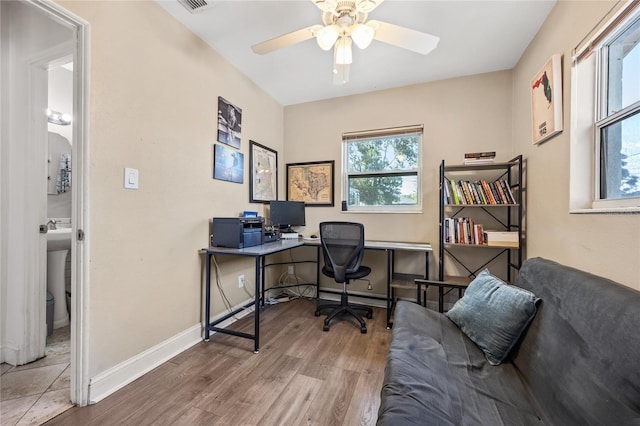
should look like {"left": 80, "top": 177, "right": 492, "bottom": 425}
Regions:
{"left": 355, "top": 0, "right": 383, "bottom": 13}
{"left": 333, "top": 63, "right": 350, "bottom": 84}
{"left": 334, "top": 36, "right": 353, "bottom": 64}
{"left": 316, "top": 25, "right": 339, "bottom": 50}
{"left": 313, "top": 0, "right": 338, "bottom": 12}
{"left": 351, "top": 23, "right": 375, "bottom": 49}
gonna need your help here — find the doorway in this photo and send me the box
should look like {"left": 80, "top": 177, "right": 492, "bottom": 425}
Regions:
{"left": 0, "top": 0, "right": 90, "bottom": 415}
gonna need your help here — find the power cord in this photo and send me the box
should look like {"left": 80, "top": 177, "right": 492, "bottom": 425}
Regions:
{"left": 211, "top": 255, "right": 254, "bottom": 320}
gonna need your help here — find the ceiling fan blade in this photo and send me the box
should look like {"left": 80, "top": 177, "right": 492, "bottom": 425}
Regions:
{"left": 368, "top": 20, "right": 439, "bottom": 55}
{"left": 251, "top": 25, "right": 323, "bottom": 55}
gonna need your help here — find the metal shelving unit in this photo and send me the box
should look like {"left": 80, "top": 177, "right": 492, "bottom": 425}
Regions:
{"left": 438, "top": 155, "right": 525, "bottom": 286}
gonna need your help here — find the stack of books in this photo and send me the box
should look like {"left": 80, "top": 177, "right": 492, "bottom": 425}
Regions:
{"left": 464, "top": 151, "right": 496, "bottom": 165}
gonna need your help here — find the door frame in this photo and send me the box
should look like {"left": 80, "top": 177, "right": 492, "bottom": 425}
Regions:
{"left": 29, "top": 0, "right": 91, "bottom": 406}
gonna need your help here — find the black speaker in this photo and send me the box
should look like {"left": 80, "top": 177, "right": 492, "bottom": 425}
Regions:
{"left": 341, "top": 201, "right": 347, "bottom": 211}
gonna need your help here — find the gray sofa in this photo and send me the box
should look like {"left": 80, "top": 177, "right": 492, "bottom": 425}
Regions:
{"left": 377, "top": 257, "right": 640, "bottom": 425}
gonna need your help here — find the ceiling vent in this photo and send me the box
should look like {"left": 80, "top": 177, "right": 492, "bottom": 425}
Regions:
{"left": 177, "top": 0, "right": 215, "bottom": 14}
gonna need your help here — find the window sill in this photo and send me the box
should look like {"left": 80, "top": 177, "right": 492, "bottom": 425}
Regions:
{"left": 341, "top": 209, "right": 423, "bottom": 214}
{"left": 570, "top": 207, "right": 640, "bottom": 214}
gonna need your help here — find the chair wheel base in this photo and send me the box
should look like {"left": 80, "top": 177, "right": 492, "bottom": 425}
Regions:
{"left": 366, "top": 312, "right": 373, "bottom": 319}
{"left": 361, "top": 327, "right": 367, "bottom": 334}
{"left": 314, "top": 310, "right": 321, "bottom": 317}
{"left": 323, "top": 324, "right": 330, "bottom": 332}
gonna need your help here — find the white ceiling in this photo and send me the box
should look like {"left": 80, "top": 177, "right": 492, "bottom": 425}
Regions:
{"left": 157, "top": 0, "right": 556, "bottom": 106}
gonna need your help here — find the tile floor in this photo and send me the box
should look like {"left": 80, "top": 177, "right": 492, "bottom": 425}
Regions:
{"left": 0, "top": 326, "right": 73, "bottom": 425}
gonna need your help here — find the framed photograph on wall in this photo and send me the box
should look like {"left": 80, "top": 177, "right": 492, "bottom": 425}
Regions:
{"left": 286, "top": 160, "right": 334, "bottom": 206}
{"left": 213, "top": 143, "right": 244, "bottom": 183}
{"left": 217, "top": 96, "right": 242, "bottom": 149}
{"left": 249, "top": 140, "right": 278, "bottom": 203}
{"left": 531, "top": 54, "right": 563, "bottom": 144}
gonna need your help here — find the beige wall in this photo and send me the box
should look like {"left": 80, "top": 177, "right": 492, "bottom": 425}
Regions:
{"left": 56, "top": 0, "right": 639, "bottom": 385}
{"left": 285, "top": 1, "right": 640, "bottom": 292}
{"left": 284, "top": 71, "right": 514, "bottom": 292}
{"left": 61, "top": 1, "right": 283, "bottom": 376}
{"left": 511, "top": 0, "right": 639, "bottom": 290}
{"left": 285, "top": 71, "right": 514, "bottom": 241}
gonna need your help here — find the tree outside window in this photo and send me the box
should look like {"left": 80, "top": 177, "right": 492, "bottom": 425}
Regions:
{"left": 343, "top": 130, "right": 422, "bottom": 212}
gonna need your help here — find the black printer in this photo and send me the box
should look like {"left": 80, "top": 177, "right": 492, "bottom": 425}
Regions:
{"left": 211, "top": 217, "right": 264, "bottom": 248}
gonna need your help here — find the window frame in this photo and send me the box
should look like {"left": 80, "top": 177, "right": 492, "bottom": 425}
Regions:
{"left": 341, "top": 126, "right": 423, "bottom": 213}
{"left": 570, "top": 3, "right": 640, "bottom": 213}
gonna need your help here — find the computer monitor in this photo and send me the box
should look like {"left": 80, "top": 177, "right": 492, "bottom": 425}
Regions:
{"left": 269, "top": 200, "right": 305, "bottom": 233}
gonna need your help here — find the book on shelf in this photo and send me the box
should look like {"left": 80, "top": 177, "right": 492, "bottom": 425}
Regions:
{"left": 484, "top": 231, "right": 519, "bottom": 247}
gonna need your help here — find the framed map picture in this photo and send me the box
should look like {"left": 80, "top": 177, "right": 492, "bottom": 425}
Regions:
{"left": 213, "top": 143, "right": 244, "bottom": 184}
{"left": 286, "top": 160, "right": 334, "bottom": 206}
{"left": 531, "top": 54, "right": 563, "bottom": 144}
{"left": 249, "top": 140, "right": 277, "bottom": 203}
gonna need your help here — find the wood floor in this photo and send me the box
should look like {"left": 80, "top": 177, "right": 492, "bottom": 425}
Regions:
{"left": 45, "top": 298, "right": 392, "bottom": 425}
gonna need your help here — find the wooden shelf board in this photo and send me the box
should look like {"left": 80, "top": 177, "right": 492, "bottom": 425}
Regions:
{"left": 391, "top": 273, "right": 424, "bottom": 289}
{"left": 443, "top": 275, "right": 473, "bottom": 285}
{"left": 444, "top": 203, "right": 519, "bottom": 207}
{"left": 444, "top": 161, "right": 518, "bottom": 172}
{"left": 444, "top": 243, "right": 519, "bottom": 249}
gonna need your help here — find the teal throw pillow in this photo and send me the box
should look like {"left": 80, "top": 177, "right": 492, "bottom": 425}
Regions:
{"left": 445, "top": 269, "right": 540, "bottom": 365}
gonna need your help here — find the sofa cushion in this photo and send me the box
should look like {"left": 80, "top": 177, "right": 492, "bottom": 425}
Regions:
{"left": 377, "top": 301, "right": 544, "bottom": 426}
{"left": 445, "top": 269, "right": 539, "bottom": 365}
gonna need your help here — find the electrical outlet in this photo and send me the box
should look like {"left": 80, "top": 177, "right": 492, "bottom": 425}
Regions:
{"left": 238, "top": 274, "right": 245, "bottom": 288}
{"left": 288, "top": 265, "right": 294, "bottom": 275}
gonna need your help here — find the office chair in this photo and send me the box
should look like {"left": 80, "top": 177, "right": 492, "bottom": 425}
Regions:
{"left": 315, "top": 221, "right": 373, "bottom": 333}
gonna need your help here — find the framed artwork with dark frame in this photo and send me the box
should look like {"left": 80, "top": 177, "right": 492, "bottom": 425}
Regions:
{"left": 249, "top": 140, "right": 278, "bottom": 203}
{"left": 286, "top": 160, "right": 334, "bottom": 206}
{"left": 217, "top": 96, "right": 242, "bottom": 149}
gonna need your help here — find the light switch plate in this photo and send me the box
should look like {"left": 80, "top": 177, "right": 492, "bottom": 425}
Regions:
{"left": 124, "top": 168, "right": 139, "bottom": 189}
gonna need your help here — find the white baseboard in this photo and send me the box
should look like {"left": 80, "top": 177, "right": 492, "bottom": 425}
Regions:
{"left": 0, "top": 343, "right": 20, "bottom": 366}
{"left": 88, "top": 298, "right": 254, "bottom": 404}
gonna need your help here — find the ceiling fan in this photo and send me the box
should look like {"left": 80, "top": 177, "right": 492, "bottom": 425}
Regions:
{"left": 251, "top": 0, "right": 440, "bottom": 84}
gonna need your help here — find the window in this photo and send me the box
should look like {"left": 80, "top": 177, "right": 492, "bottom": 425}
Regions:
{"left": 570, "top": 3, "right": 640, "bottom": 212}
{"left": 596, "top": 14, "right": 640, "bottom": 203}
{"left": 342, "top": 125, "right": 422, "bottom": 212}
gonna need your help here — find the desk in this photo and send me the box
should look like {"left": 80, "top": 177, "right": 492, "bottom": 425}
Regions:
{"left": 302, "top": 239, "right": 432, "bottom": 327}
{"left": 202, "top": 239, "right": 304, "bottom": 353}
{"left": 202, "top": 239, "right": 431, "bottom": 352}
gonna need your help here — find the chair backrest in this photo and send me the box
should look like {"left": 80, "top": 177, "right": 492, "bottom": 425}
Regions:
{"left": 319, "top": 221, "right": 365, "bottom": 283}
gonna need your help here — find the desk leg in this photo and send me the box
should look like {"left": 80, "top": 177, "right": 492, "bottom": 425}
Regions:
{"left": 261, "top": 253, "right": 266, "bottom": 308}
{"left": 204, "top": 252, "right": 212, "bottom": 341}
{"left": 254, "top": 256, "right": 261, "bottom": 354}
{"left": 386, "top": 249, "right": 393, "bottom": 329}
{"left": 315, "top": 246, "right": 320, "bottom": 302}
{"left": 423, "top": 251, "right": 429, "bottom": 307}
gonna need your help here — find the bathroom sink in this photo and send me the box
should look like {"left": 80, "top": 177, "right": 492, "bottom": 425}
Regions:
{"left": 47, "top": 228, "right": 72, "bottom": 252}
